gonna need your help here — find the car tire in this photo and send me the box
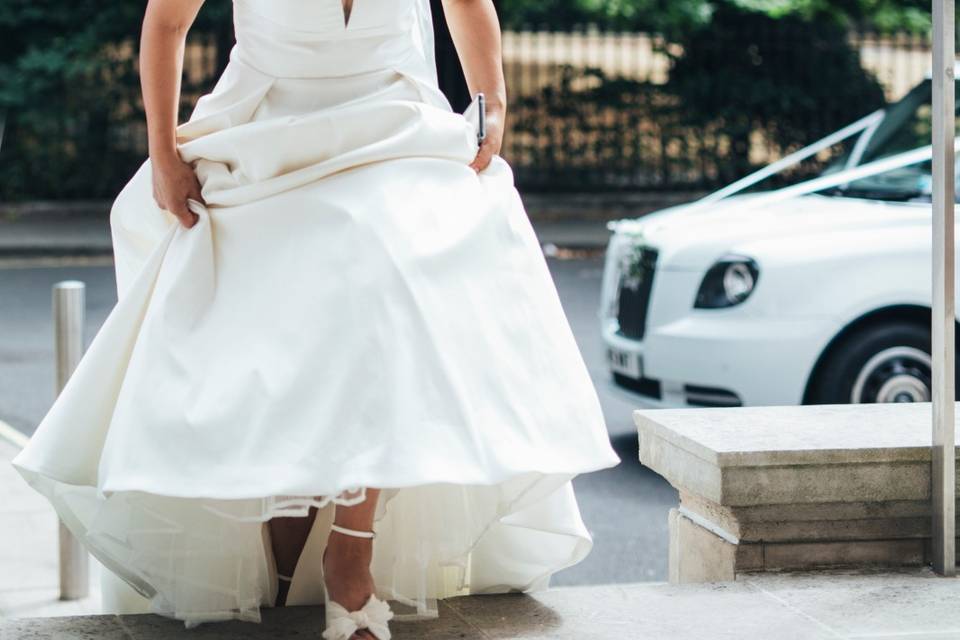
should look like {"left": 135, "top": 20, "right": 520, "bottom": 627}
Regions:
{"left": 808, "top": 322, "right": 934, "bottom": 404}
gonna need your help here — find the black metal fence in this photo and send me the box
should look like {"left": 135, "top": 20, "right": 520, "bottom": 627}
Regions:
{"left": 0, "top": 20, "right": 932, "bottom": 199}
{"left": 491, "top": 26, "right": 930, "bottom": 192}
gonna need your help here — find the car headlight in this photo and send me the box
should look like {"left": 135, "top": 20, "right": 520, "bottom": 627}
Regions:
{"left": 694, "top": 255, "right": 760, "bottom": 309}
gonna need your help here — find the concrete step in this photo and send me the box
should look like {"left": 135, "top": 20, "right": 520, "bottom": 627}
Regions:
{"left": 635, "top": 403, "right": 960, "bottom": 582}
{"left": 3, "top": 569, "right": 960, "bottom": 639}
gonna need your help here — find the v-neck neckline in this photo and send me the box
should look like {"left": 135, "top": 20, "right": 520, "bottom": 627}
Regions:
{"left": 340, "top": 0, "right": 354, "bottom": 29}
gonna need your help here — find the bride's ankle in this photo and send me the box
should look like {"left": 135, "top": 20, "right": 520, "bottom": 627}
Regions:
{"left": 322, "top": 535, "right": 376, "bottom": 596}
{"left": 326, "top": 530, "right": 373, "bottom": 560}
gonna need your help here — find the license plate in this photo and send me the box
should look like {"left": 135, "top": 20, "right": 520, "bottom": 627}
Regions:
{"left": 608, "top": 347, "right": 643, "bottom": 379}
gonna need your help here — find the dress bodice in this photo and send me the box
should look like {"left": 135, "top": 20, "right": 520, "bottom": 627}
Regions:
{"left": 237, "top": 0, "right": 413, "bottom": 35}
{"left": 232, "top": 0, "right": 429, "bottom": 80}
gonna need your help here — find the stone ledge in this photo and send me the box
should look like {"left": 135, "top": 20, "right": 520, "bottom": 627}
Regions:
{"left": 636, "top": 402, "right": 960, "bottom": 582}
{"left": 636, "top": 403, "right": 959, "bottom": 506}
{"left": 636, "top": 403, "right": 947, "bottom": 468}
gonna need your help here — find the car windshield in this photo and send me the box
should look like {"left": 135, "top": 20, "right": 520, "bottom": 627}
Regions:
{"left": 822, "top": 79, "right": 960, "bottom": 202}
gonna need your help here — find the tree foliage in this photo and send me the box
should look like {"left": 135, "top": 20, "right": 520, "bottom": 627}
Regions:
{"left": 0, "top": 0, "right": 231, "bottom": 199}
{"left": 663, "top": 4, "right": 887, "bottom": 179}
{"left": 508, "top": 3, "right": 888, "bottom": 190}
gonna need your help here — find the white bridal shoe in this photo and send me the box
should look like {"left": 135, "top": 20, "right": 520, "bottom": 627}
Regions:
{"left": 321, "top": 524, "right": 394, "bottom": 640}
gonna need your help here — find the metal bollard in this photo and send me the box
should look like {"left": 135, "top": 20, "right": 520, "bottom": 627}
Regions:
{"left": 53, "top": 281, "right": 90, "bottom": 600}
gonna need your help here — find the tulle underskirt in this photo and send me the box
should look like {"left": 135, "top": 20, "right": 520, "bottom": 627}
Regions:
{"left": 16, "top": 465, "right": 589, "bottom": 628}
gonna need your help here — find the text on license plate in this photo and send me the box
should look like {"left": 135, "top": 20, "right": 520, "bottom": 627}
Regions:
{"left": 607, "top": 347, "right": 643, "bottom": 378}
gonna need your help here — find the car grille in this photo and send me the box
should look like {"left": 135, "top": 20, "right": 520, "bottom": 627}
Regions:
{"left": 615, "top": 247, "right": 658, "bottom": 340}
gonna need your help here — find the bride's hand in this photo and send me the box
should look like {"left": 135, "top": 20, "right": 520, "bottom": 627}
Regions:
{"left": 468, "top": 105, "right": 505, "bottom": 174}
{"left": 150, "top": 151, "right": 204, "bottom": 228}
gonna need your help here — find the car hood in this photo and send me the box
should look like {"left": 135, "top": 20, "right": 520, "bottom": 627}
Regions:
{"left": 610, "top": 192, "right": 930, "bottom": 270}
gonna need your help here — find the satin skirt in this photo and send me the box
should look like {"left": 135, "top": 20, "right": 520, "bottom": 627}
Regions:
{"left": 12, "top": 49, "right": 621, "bottom": 628}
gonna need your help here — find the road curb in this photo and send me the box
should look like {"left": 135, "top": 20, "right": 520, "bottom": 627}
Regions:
{"left": 0, "top": 247, "right": 114, "bottom": 258}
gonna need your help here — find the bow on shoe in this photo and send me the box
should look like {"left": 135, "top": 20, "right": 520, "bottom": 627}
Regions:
{"left": 322, "top": 594, "right": 394, "bottom": 640}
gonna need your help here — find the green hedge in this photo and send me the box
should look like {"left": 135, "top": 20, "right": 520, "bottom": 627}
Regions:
{"left": 0, "top": 0, "right": 231, "bottom": 200}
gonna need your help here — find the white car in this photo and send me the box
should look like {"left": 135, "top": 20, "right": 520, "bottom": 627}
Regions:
{"left": 600, "top": 74, "right": 958, "bottom": 408}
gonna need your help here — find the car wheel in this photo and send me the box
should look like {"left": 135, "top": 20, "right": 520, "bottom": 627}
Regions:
{"left": 809, "top": 322, "right": 932, "bottom": 404}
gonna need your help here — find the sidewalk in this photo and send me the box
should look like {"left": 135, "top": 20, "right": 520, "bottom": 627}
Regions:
{"left": 0, "top": 200, "right": 620, "bottom": 259}
{"left": 5, "top": 566, "right": 960, "bottom": 638}
{"left": 0, "top": 207, "right": 113, "bottom": 258}
{"left": 0, "top": 429, "right": 102, "bottom": 621}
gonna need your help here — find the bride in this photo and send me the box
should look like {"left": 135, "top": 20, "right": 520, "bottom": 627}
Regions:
{"left": 12, "top": 0, "right": 621, "bottom": 638}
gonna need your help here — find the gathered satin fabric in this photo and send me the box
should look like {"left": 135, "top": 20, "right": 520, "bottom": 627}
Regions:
{"left": 11, "top": 0, "right": 621, "bottom": 628}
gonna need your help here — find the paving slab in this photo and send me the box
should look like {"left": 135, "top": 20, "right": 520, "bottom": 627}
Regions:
{"left": 4, "top": 570, "right": 960, "bottom": 639}
{"left": 742, "top": 570, "right": 960, "bottom": 639}
{"left": 0, "top": 438, "right": 102, "bottom": 620}
{"left": 447, "top": 582, "right": 832, "bottom": 640}
{"left": 1, "top": 615, "right": 130, "bottom": 640}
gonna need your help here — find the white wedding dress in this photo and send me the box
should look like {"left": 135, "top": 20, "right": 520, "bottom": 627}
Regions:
{"left": 11, "top": 0, "right": 621, "bottom": 629}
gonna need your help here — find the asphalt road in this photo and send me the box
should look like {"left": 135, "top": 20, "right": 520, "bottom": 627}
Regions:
{"left": 0, "top": 256, "right": 676, "bottom": 585}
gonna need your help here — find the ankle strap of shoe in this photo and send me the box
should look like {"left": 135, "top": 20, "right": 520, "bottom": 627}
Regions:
{"left": 330, "top": 523, "right": 376, "bottom": 539}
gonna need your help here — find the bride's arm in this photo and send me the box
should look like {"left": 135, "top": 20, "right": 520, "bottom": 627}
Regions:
{"left": 140, "top": 0, "right": 207, "bottom": 228}
{"left": 440, "top": 0, "right": 507, "bottom": 172}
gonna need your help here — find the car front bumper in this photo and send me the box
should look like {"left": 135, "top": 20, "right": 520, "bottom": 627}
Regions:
{"left": 601, "top": 310, "right": 831, "bottom": 409}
